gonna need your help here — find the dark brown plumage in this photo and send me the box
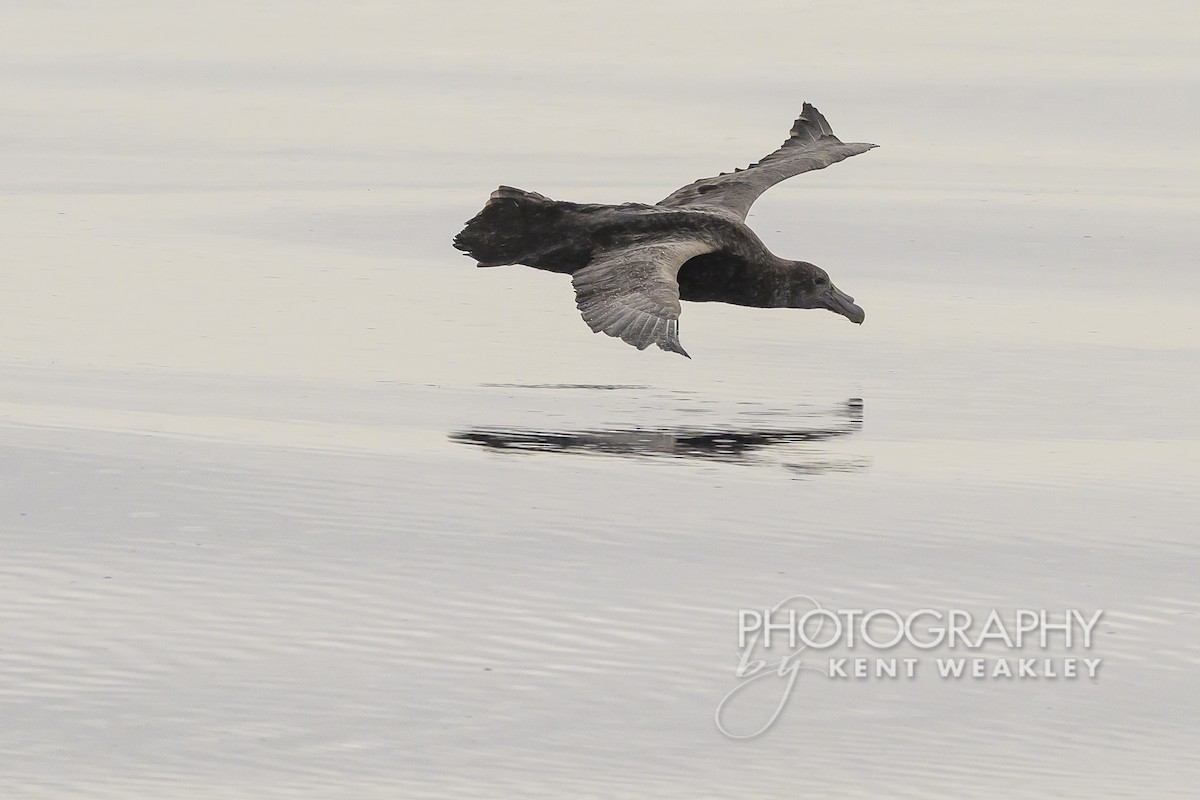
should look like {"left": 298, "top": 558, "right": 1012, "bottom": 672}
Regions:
{"left": 453, "top": 103, "right": 875, "bottom": 357}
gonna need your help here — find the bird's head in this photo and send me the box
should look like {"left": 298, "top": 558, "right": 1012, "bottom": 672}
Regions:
{"left": 787, "top": 261, "right": 865, "bottom": 324}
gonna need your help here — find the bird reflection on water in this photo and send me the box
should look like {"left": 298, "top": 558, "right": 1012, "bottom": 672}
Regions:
{"left": 451, "top": 398, "right": 867, "bottom": 475}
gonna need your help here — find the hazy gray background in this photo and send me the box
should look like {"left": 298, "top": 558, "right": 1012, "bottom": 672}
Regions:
{"left": 2, "top": 1, "right": 1198, "bottom": 797}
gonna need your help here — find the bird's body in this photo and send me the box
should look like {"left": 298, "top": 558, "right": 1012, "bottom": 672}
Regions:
{"left": 453, "top": 103, "right": 875, "bottom": 357}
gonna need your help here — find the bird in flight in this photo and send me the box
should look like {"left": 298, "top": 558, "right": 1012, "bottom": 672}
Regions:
{"left": 453, "top": 103, "right": 875, "bottom": 357}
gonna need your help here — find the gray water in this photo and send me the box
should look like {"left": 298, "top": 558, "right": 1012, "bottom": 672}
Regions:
{"left": 2, "top": 1, "right": 1199, "bottom": 797}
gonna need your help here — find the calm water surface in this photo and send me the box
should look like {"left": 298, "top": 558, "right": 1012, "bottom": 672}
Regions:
{"left": 2, "top": 1, "right": 1198, "bottom": 797}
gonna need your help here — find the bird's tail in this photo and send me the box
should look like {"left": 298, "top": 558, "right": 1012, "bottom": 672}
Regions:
{"left": 452, "top": 186, "right": 562, "bottom": 267}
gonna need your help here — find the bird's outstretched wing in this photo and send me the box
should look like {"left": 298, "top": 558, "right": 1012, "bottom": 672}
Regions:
{"left": 657, "top": 103, "right": 876, "bottom": 220}
{"left": 572, "top": 238, "right": 716, "bottom": 357}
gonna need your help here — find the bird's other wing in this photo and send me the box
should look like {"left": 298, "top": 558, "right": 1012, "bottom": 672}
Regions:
{"left": 656, "top": 103, "right": 876, "bottom": 220}
{"left": 571, "top": 237, "right": 716, "bottom": 357}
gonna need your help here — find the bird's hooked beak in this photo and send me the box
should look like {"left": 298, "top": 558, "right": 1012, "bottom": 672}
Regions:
{"left": 820, "top": 284, "right": 866, "bottom": 324}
